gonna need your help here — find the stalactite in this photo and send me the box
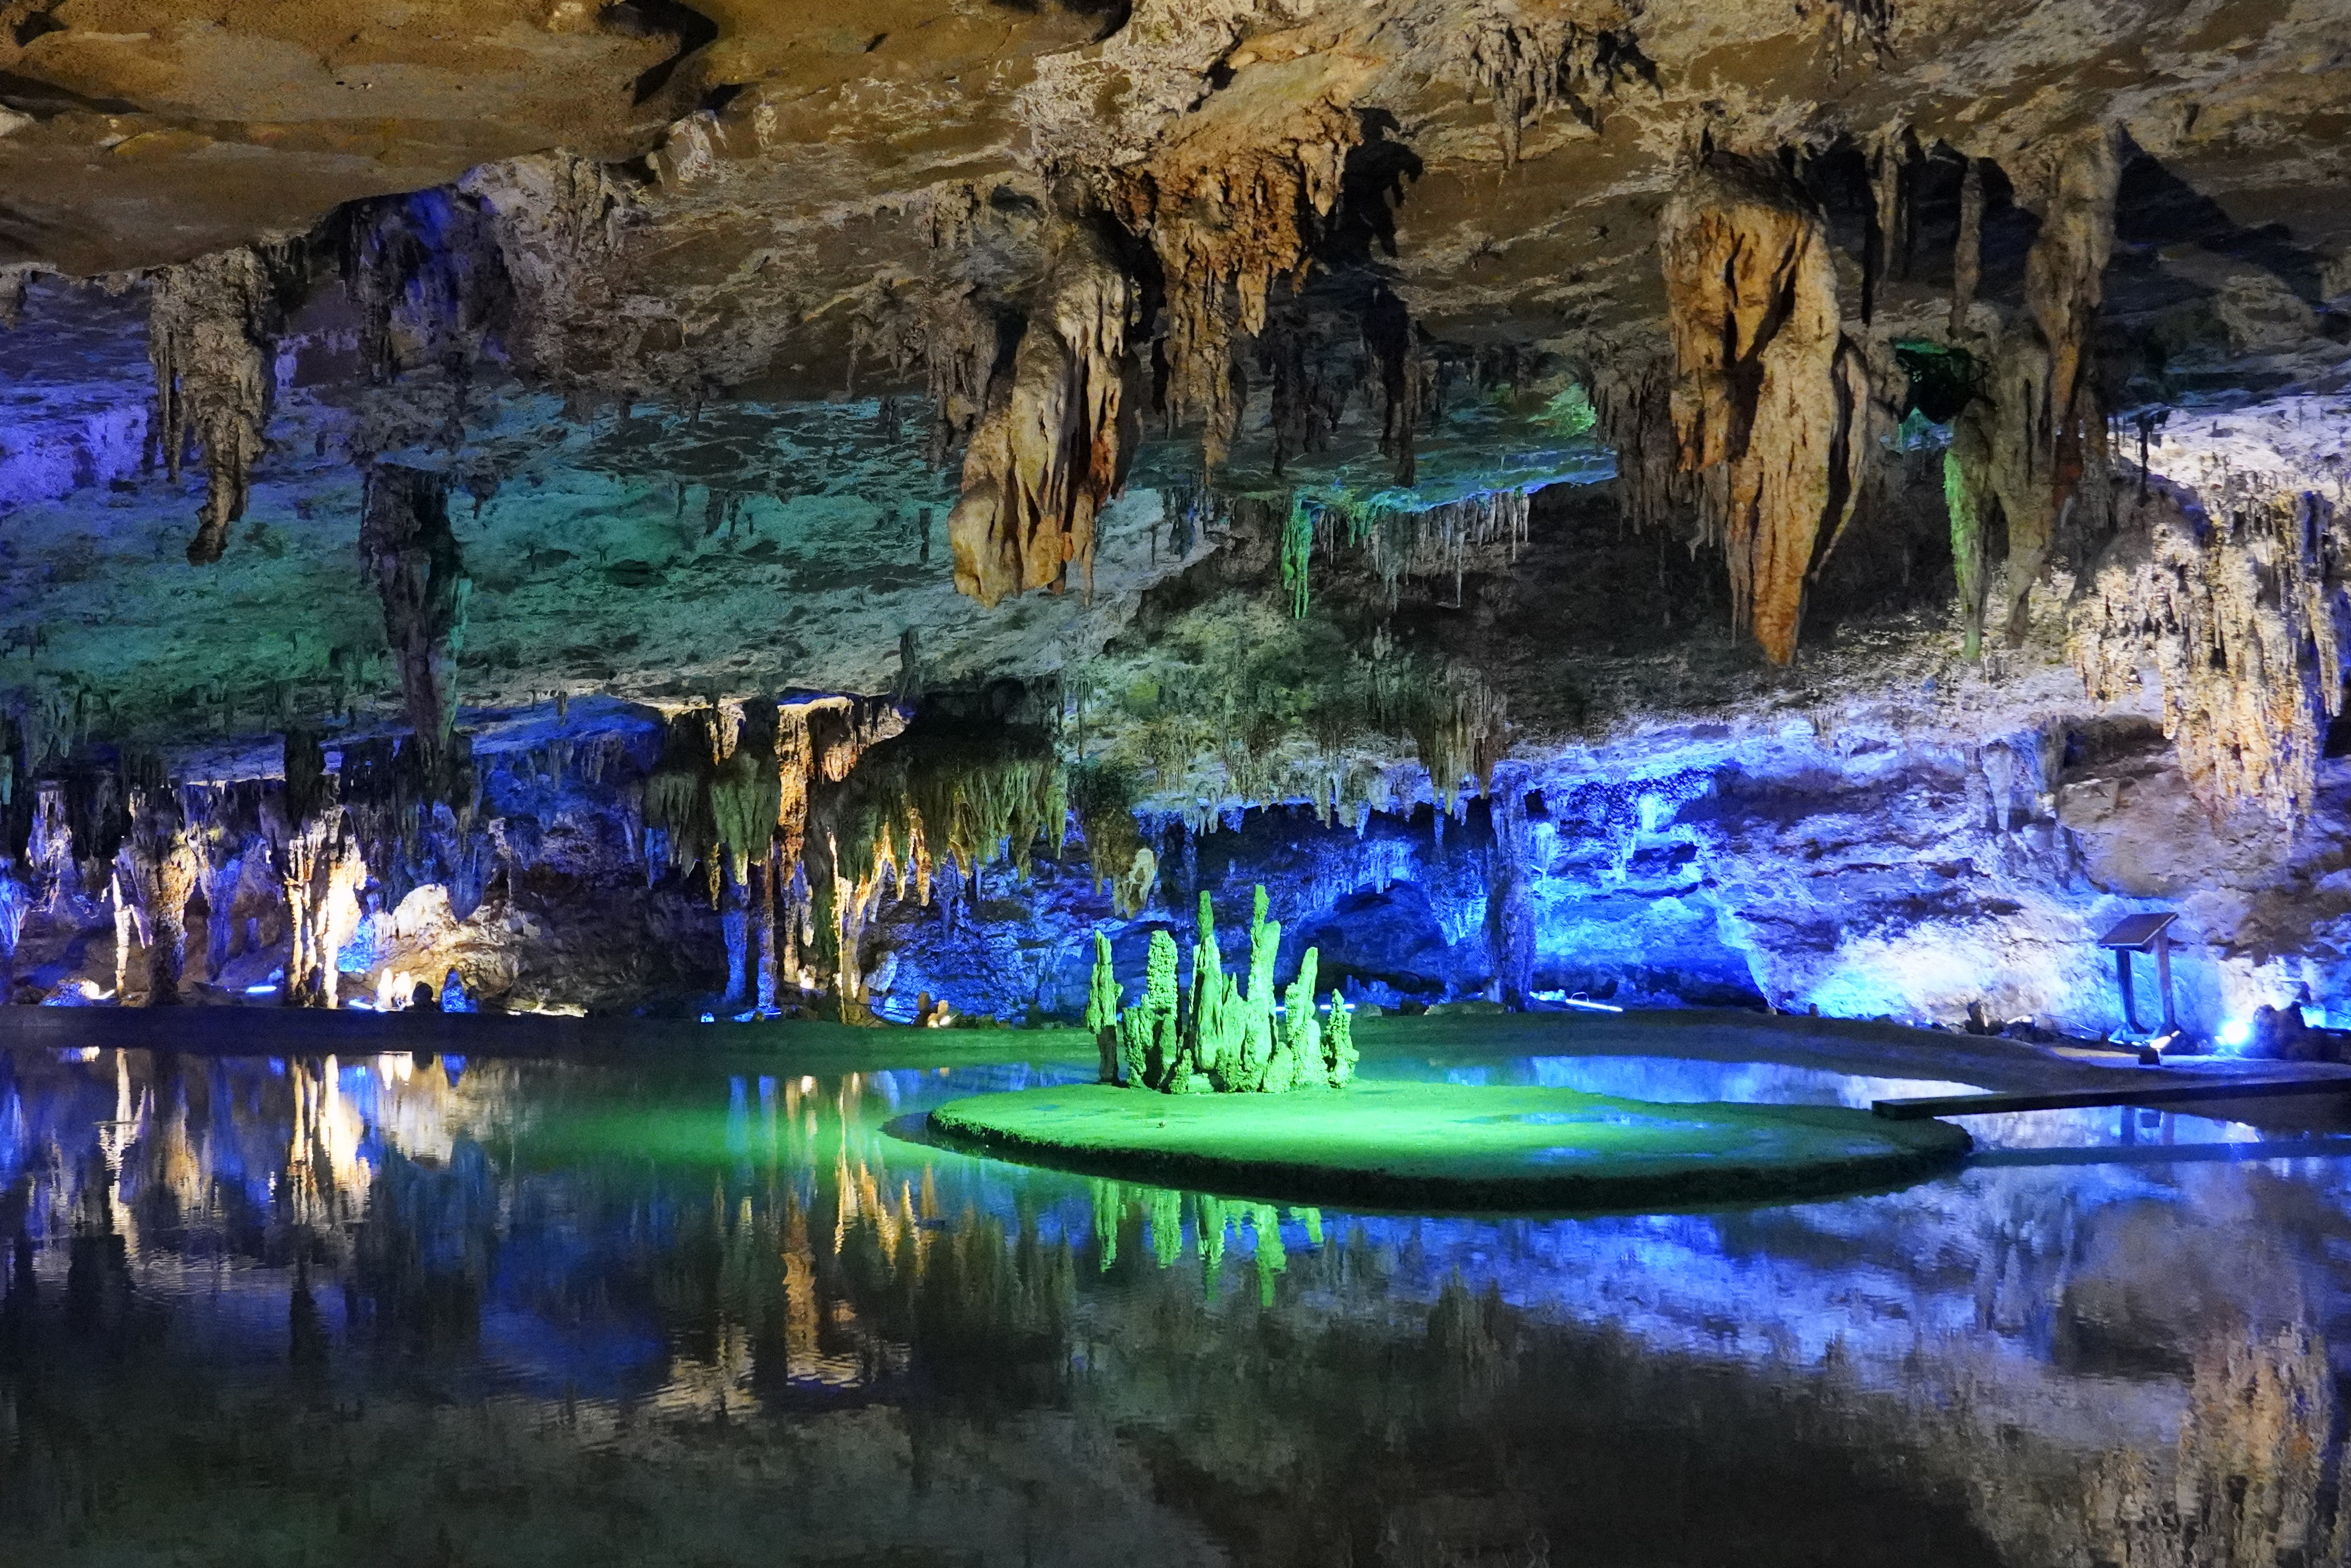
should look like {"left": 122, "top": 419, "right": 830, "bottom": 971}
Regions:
{"left": 1944, "top": 444, "right": 1990, "bottom": 659}
{"left": 1591, "top": 351, "right": 1696, "bottom": 538}
{"left": 1658, "top": 148, "right": 1868, "bottom": 665}
{"left": 360, "top": 466, "right": 470, "bottom": 794}
{"left": 949, "top": 224, "right": 1135, "bottom": 608}
{"left": 1454, "top": 3, "right": 1650, "bottom": 164}
{"left": 1949, "top": 156, "right": 1984, "bottom": 341}
{"left": 2073, "top": 476, "right": 2348, "bottom": 824}
{"left": 1410, "top": 663, "right": 1509, "bottom": 812}
{"left": 922, "top": 283, "right": 997, "bottom": 471}
{"left": 1071, "top": 759, "right": 1154, "bottom": 915}
{"left": 147, "top": 245, "right": 296, "bottom": 566}
{"left": 1111, "top": 96, "right": 1358, "bottom": 465}
{"left": 1865, "top": 123, "right": 1914, "bottom": 321}
{"left": 1951, "top": 127, "right": 2122, "bottom": 648}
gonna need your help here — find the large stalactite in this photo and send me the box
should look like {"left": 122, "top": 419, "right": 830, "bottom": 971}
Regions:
{"left": 1948, "top": 126, "right": 2122, "bottom": 650}
{"left": 147, "top": 246, "right": 296, "bottom": 566}
{"left": 947, "top": 223, "right": 1136, "bottom": 609}
{"left": 1657, "top": 149, "right": 1867, "bottom": 666}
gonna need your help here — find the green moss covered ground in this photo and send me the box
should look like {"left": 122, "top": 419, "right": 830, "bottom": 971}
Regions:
{"left": 925, "top": 1080, "right": 1973, "bottom": 1213}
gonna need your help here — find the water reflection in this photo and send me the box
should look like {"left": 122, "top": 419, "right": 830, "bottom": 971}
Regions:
{"left": 2, "top": 1043, "right": 2350, "bottom": 1565}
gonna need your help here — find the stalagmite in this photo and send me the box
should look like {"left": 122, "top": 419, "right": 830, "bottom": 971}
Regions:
{"left": 148, "top": 246, "right": 294, "bottom": 566}
{"left": 1951, "top": 127, "right": 2122, "bottom": 648}
{"left": 2073, "top": 476, "right": 2349, "bottom": 824}
{"left": 1658, "top": 150, "right": 1866, "bottom": 665}
{"left": 949, "top": 225, "right": 1135, "bottom": 609}
{"left": 0, "top": 866, "right": 25, "bottom": 1006}
{"left": 126, "top": 791, "right": 200, "bottom": 1006}
{"left": 1086, "top": 931, "right": 1121, "bottom": 1084}
{"left": 360, "top": 466, "right": 470, "bottom": 791}
{"left": 268, "top": 731, "right": 366, "bottom": 1009}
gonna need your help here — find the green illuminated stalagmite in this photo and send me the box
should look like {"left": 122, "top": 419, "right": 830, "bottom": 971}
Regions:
{"left": 1096, "top": 883, "right": 1354, "bottom": 1094}
{"left": 1086, "top": 930, "right": 1122, "bottom": 1084}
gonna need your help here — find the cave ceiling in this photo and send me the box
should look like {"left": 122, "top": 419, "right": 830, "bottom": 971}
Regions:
{"left": 2, "top": 0, "right": 2349, "bottom": 804}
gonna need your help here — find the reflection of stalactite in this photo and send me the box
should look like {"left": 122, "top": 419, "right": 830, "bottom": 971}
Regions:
{"left": 2087, "top": 1324, "right": 2341, "bottom": 1568}
{"left": 147, "top": 245, "right": 297, "bottom": 565}
{"left": 1950, "top": 127, "right": 2122, "bottom": 649}
{"left": 2072, "top": 478, "right": 2347, "bottom": 823}
{"left": 949, "top": 225, "right": 1135, "bottom": 608}
{"left": 1111, "top": 95, "right": 1359, "bottom": 466}
{"left": 1659, "top": 149, "right": 1867, "bottom": 665}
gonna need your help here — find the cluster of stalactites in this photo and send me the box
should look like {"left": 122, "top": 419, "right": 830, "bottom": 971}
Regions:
{"left": 1454, "top": 0, "right": 1647, "bottom": 164}
{"left": 147, "top": 245, "right": 295, "bottom": 566}
{"left": 1095, "top": 886, "right": 1356, "bottom": 1094}
{"left": 643, "top": 694, "right": 906, "bottom": 903}
{"left": 2072, "top": 477, "right": 2348, "bottom": 825}
{"left": 1412, "top": 661, "right": 1510, "bottom": 814}
{"left": 1658, "top": 148, "right": 1866, "bottom": 666}
{"left": 949, "top": 223, "right": 1135, "bottom": 609}
{"left": 1280, "top": 488, "right": 1533, "bottom": 620}
{"left": 1108, "top": 95, "right": 1359, "bottom": 466}
{"left": 1947, "top": 126, "right": 2122, "bottom": 654}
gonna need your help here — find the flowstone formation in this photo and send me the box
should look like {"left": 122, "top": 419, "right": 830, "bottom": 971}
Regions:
{"left": 1090, "top": 885, "right": 1356, "bottom": 1094}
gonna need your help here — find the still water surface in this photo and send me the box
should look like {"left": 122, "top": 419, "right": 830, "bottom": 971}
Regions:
{"left": 2, "top": 1038, "right": 2348, "bottom": 1566}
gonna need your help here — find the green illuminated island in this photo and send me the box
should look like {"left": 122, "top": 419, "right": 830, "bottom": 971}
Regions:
{"left": 923, "top": 889, "right": 1973, "bottom": 1212}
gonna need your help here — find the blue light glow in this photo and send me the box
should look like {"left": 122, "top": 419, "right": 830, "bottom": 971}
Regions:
{"left": 2219, "top": 1018, "right": 2251, "bottom": 1048}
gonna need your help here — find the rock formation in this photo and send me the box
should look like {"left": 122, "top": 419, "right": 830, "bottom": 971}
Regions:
{"left": 1658, "top": 150, "right": 1866, "bottom": 666}
{"left": 2073, "top": 477, "right": 2349, "bottom": 825}
{"left": 146, "top": 246, "right": 295, "bottom": 566}
{"left": 1948, "top": 126, "right": 2124, "bottom": 650}
{"left": 359, "top": 466, "right": 470, "bottom": 794}
{"left": 949, "top": 223, "right": 1136, "bottom": 608}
